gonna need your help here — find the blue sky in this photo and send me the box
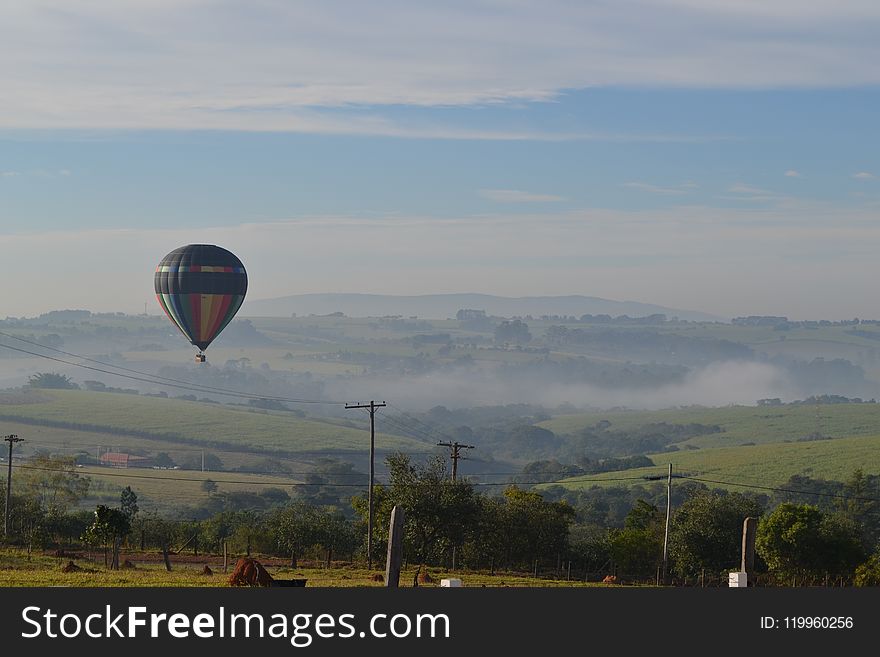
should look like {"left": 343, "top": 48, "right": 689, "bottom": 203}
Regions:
{"left": 1, "top": 1, "right": 879, "bottom": 318}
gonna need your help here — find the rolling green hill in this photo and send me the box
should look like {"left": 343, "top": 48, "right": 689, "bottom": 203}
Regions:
{"left": 538, "top": 403, "right": 880, "bottom": 449}
{"left": 0, "top": 389, "right": 427, "bottom": 454}
{"left": 544, "top": 433, "right": 880, "bottom": 493}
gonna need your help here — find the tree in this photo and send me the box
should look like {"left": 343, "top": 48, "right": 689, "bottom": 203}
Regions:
{"left": 28, "top": 372, "right": 78, "bottom": 389}
{"left": 228, "top": 510, "right": 269, "bottom": 557}
{"left": 836, "top": 468, "right": 880, "bottom": 549}
{"left": 3, "top": 492, "right": 47, "bottom": 554}
{"left": 499, "top": 486, "right": 576, "bottom": 571}
{"left": 19, "top": 455, "right": 89, "bottom": 515}
{"left": 154, "top": 452, "right": 176, "bottom": 468}
{"left": 608, "top": 500, "right": 663, "bottom": 580}
{"left": 180, "top": 452, "right": 224, "bottom": 471}
{"left": 120, "top": 486, "right": 139, "bottom": 522}
{"left": 756, "top": 503, "right": 865, "bottom": 581}
{"left": 383, "top": 454, "right": 480, "bottom": 565}
{"left": 132, "top": 512, "right": 178, "bottom": 571}
{"left": 568, "top": 523, "right": 612, "bottom": 575}
{"left": 506, "top": 425, "right": 560, "bottom": 457}
{"left": 200, "top": 510, "right": 239, "bottom": 553}
{"left": 854, "top": 550, "right": 880, "bottom": 587}
{"left": 494, "top": 319, "right": 532, "bottom": 345}
{"left": 272, "top": 502, "right": 321, "bottom": 568}
{"left": 314, "top": 508, "right": 359, "bottom": 567}
{"left": 260, "top": 487, "right": 291, "bottom": 506}
{"left": 669, "top": 490, "right": 763, "bottom": 579}
{"left": 83, "top": 505, "right": 131, "bottom": 569}
{"left": 351, "top": 483, "right": 393, "bottom": 563}
{"left": 458, "top": 495, "right": 508, "bottom": 570}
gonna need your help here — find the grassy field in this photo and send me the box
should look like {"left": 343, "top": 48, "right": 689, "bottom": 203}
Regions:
{"left": 0, "top": 419, "right": 319, "bottom": 471}
{"left": 0, "top": 389, "right": 427, "bottom": 454}
{"left": 546, "top": 433, "right": 880, "bottom": 493}
{"left": 538, "top": 403, "right": 880, "bottom": 449}
{"left": 0, "top": 549, "right": 608, "bottom": 587}
{"left": 75, "top": 465, "right": 334, "bottom": 509}
{"left": 0, "top": 418, "right": 369, "bottom": 512}
{"left": 0, "top": 389, "right": 433, "bottom": 512}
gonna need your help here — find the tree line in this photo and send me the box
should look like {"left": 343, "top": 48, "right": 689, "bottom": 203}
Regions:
{"left": 4, "top": 454, "right": 880, "bottom": 585}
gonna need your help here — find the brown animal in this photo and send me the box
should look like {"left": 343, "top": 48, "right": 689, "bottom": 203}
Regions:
{"left": 602, "top": 575, "right": 618, "bottom": 584}
{"left": 202, "top": 565, "right": 213, "bottom": 576}
{"left": 227, "top": 558, "right": 274, "bottom": 587}
{"left": 121, "top": 559, "right": 137, "bottom": 570}
{"left": 61, "top": 560, "right": 81, "bottom": 573}
{"left": 417, "top": 570, "right": 434, "bottom": 584}
{"left": 371, "top": 573, "right": 384, "bottom": 583}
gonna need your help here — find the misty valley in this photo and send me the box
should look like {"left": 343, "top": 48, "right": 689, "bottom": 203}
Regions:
{"left": 3, "top": 302, "right": 880, "bottom": 585}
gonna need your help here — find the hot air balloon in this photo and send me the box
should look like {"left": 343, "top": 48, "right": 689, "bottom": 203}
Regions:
{"left": 154, "top": 244, "right": 248, "bottom": 362}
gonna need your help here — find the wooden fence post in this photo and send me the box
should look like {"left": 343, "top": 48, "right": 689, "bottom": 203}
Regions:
{"left": 385, "top": 505, "right": 405, "bottom": 588}
{"left": 741, "top": 517, "right": 758, "bottom": 585}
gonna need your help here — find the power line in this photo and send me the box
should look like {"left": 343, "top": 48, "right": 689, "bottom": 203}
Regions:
{"left": 387, "top": 402, "right": 456, "bottom": 441}
{"left": 379, "top": 412, "right": 446, "bottom": 443}
{"left": 377, "top": 414, "right": 445, "bottom": 445}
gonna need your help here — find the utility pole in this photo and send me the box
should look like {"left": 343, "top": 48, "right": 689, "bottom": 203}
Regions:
{"left": 345, "top": 400, "right": 386, "bottom": 569}
{"left": 662, "top": 462, "right": 672, "bottom": 585}
{"left": 4, "top": 434, "right": 24, "bottom": 537}
{"left": 437, "top": 441, "right": 475, "bottom": 480}
{"left": 201, "top": 450, "right": 205, "bottom": 472}
{"left": 437, "top": 441, "right": 475, "bottom": 571}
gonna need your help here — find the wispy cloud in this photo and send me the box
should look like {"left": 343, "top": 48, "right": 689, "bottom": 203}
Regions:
{"left": 0, "top": 168, "right": 71, "bottom": 179}
{"left": 784, "top": 170, "right": 802, "bottom": 178}
{"left": 0, "top": 1, "right": 879, "bottom": 133}
{"left": 622, "top": 181, "right": 696, "bottom": 196}
{"left": 480, "top": 189, "right": 565, "bottom": 203}
{"left": 5, "top": 200, "right": 880, "bottom": 319}
{"left": 853, "top": 172, "right": 876, "bottom": 180}
{"left": 723, "top": 182, "right": 788, "bottom": 203}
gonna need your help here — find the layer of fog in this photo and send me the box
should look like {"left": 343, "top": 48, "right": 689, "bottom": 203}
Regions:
{"left": 326, "top": 360, "right": 800, "bottom": 412}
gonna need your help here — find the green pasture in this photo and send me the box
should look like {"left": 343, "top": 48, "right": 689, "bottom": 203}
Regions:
{"left": 547, "top": 433, "right": 880, "bottom": 493}
{"left": 73, "top": 465, "right": 328, "bottom": 511}
{"left": 0, "top": 389, "right": 428, "bottom": 454}
{"left": 538, "top": 403, "right": 880, "bottom": 449}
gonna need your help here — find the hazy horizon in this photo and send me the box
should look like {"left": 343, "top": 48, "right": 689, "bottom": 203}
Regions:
{"left": 2, "top": 2, "right": 878, "bottom": 320}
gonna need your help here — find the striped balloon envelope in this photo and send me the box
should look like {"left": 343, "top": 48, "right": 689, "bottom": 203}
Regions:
{"left": 154, "top": 244, "right": 248, "bottom": 360}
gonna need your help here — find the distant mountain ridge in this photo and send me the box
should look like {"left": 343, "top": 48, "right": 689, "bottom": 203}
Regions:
{"left": 242, "top": 293, "right": 724, "bottom": 322}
